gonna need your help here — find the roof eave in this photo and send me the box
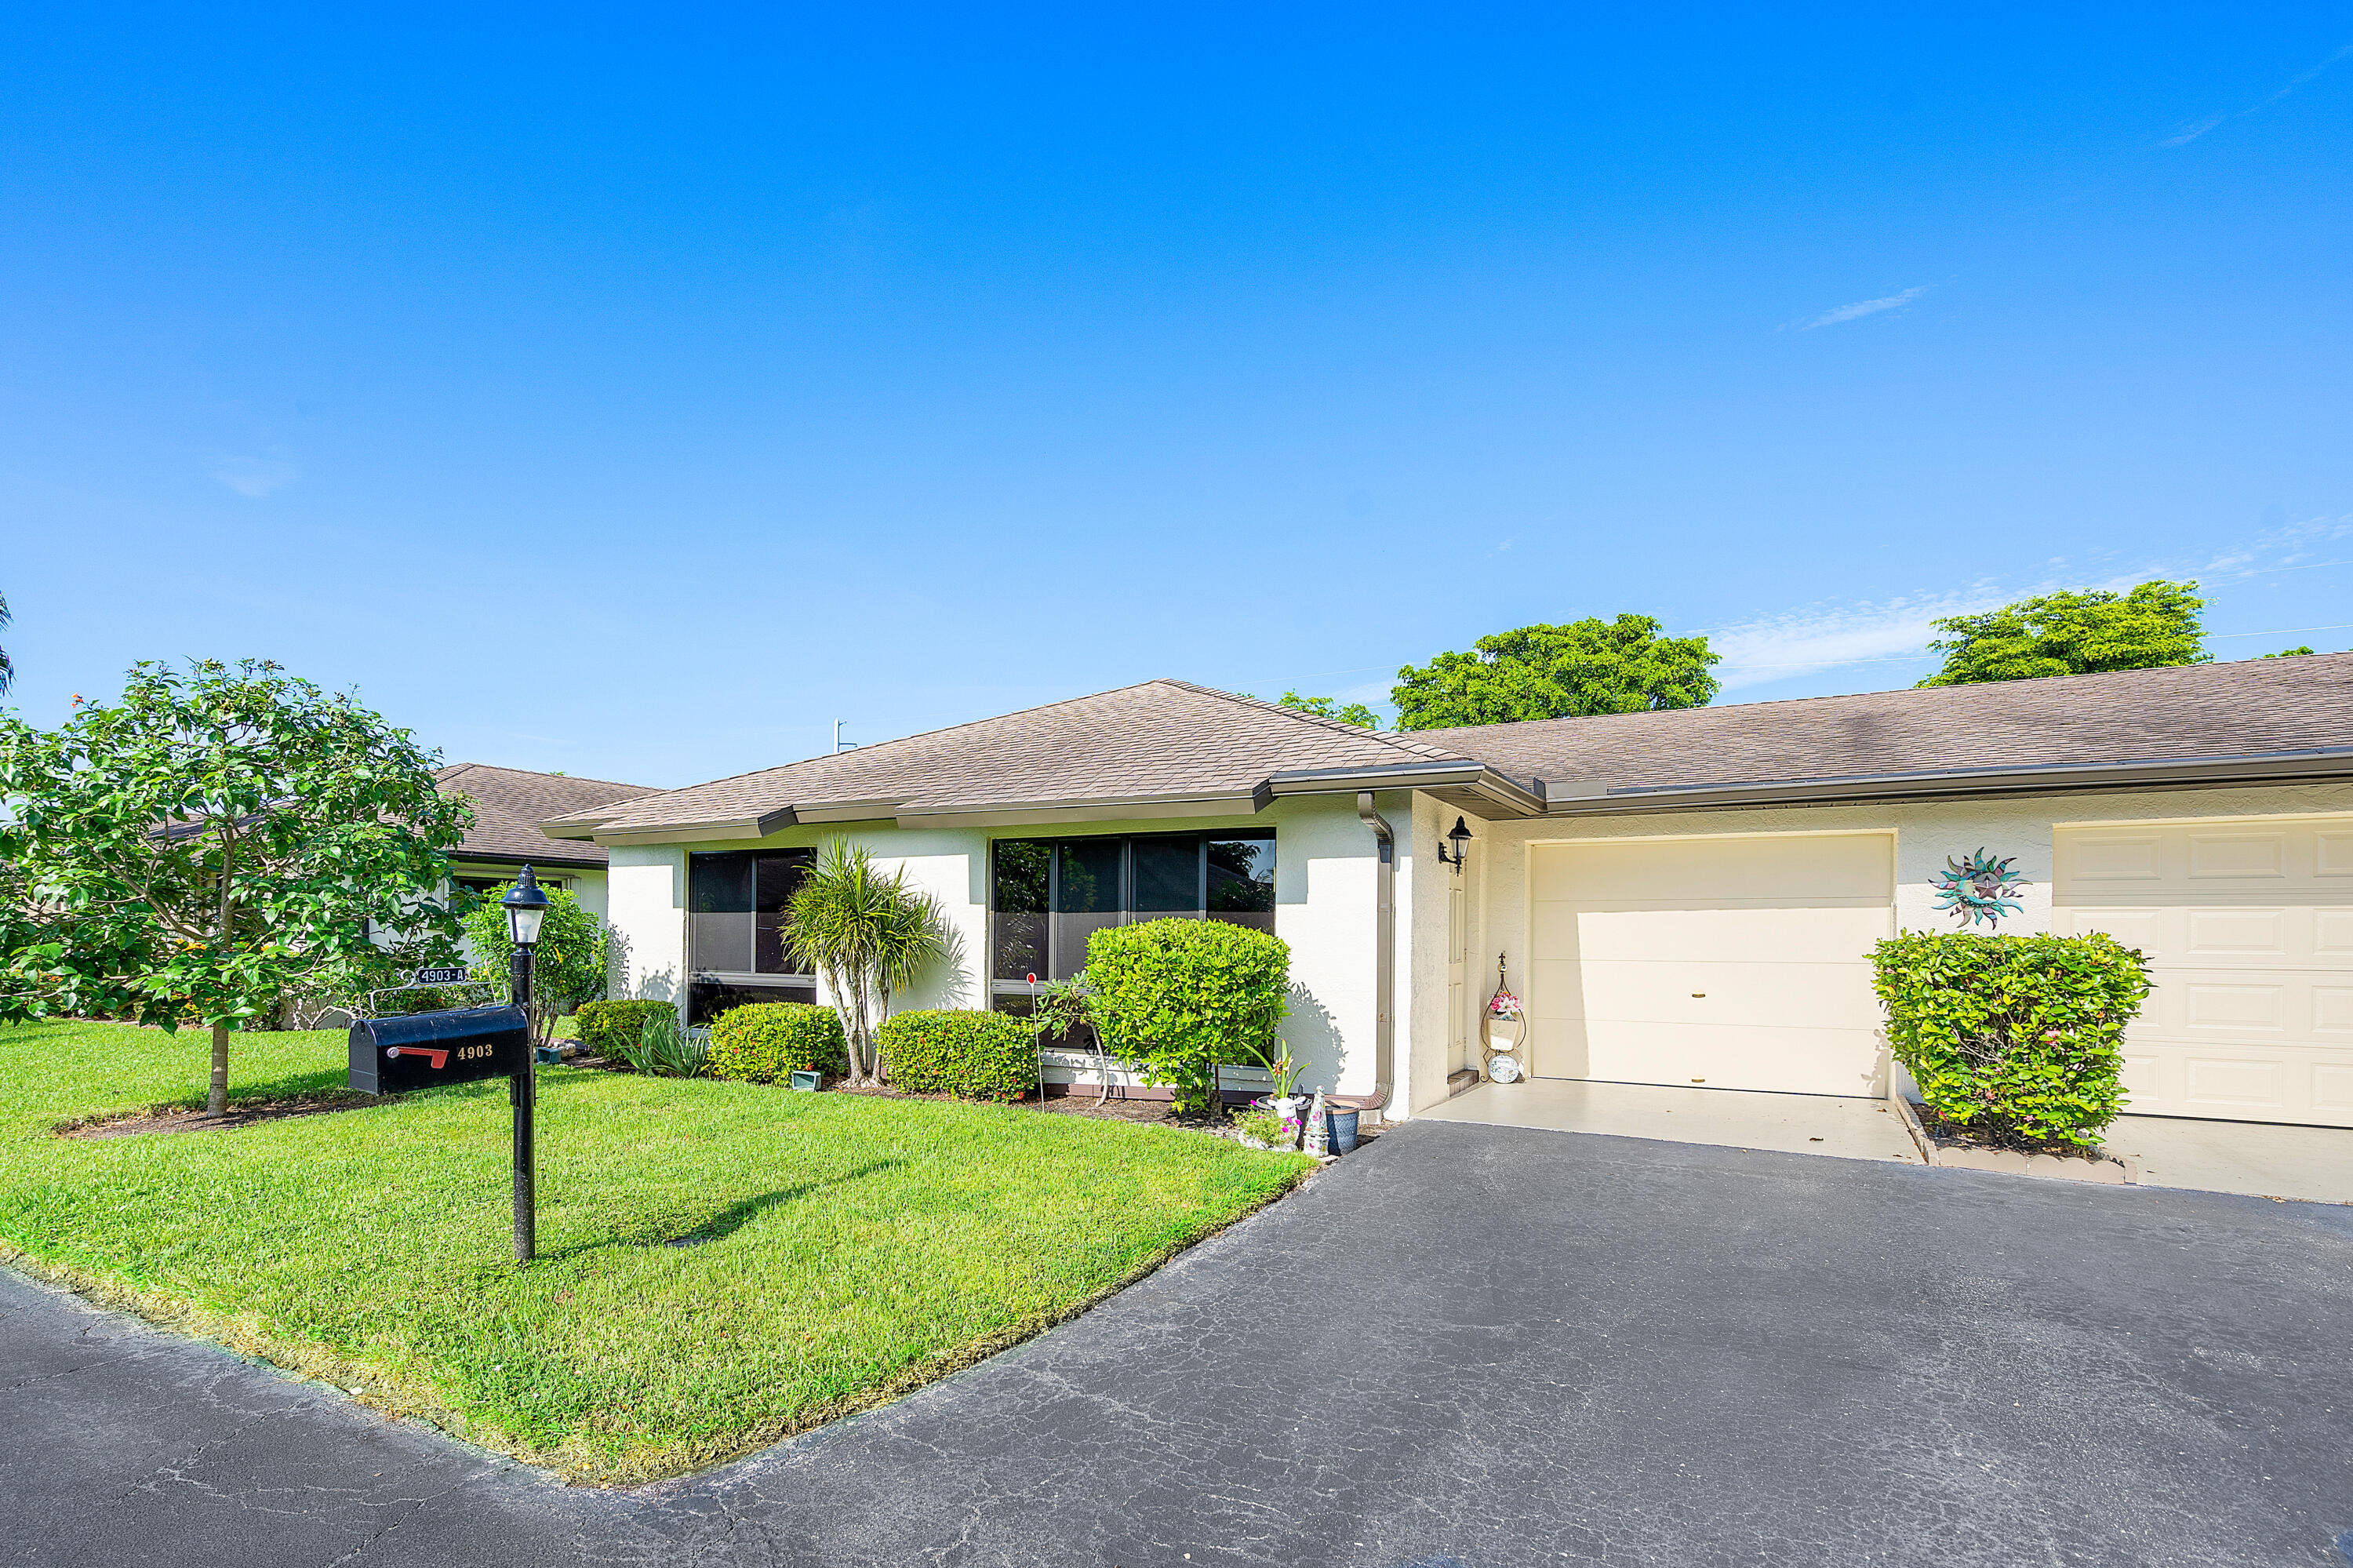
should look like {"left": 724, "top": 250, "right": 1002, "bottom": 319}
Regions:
{"left": 1264, "top": 760, "right": 1547, "bottom": 817}
{"left": 1541, "top": 748, "right": 2353, "bottom": 817}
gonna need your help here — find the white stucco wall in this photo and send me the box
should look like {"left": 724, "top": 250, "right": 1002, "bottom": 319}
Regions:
{"left": 590, "top": 796, "right": 1394, "bottom": 1097}
{"left": 606, "top": 844, "right": 687, "bottom": 1002}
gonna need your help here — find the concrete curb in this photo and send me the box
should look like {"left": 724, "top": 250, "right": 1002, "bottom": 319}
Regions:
{"left": 1886, "top": 1090, "right": 2139, "bottom": 1185}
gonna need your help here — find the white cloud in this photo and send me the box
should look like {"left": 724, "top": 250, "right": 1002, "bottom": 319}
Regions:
{"left": 2159, "top": 114, "right": 2224, "bottom": 147}
{"left": 1793, "top": 285, "right": 1931, "bottom": 331}
{"left": 207, "top": 453, "right": 300, "bottom": 498}
{"left": 1704, "top": 588, "right": 2006, "bottom": 690}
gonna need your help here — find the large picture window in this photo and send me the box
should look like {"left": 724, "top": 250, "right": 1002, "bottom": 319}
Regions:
{"left": 689, "top": 849, "right": 816, "bottom": 1023}
{"left": 990, "top": 831, "right": 1275, "bottom": 1000}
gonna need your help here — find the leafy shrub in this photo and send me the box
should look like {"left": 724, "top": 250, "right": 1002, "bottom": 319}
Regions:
{"left": 461, "top": 886, "right": 608, "bottom": 1042}
{"left": 707, "top": 1001, "right": 848, "bottom": 1084}
{"left": 1086, "top": 919, "right": 1289, "bottom": 1116}
{"left": 575, "top": 999, "right": 675, "bottom": 1058}
{"left": 880, "top": 1009, "right": 1037, "bottom": 1101}
{"left": 616, "top": 1008, "right": 710, "bottom": 1078}
{"left": 1231, "top": 1108, "right": 1289, "bottom": 1148}
{"left": 1871, "top": 931, "right": 2152, "bottom": 1148}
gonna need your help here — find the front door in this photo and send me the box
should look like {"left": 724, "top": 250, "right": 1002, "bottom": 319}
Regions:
{"left": 1448, "top": 880, "right": 1468, "bottom": 1071}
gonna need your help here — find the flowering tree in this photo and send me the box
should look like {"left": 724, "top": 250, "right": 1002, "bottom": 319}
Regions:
{"left": 0, "top": 660, "right": 470, "bottom": 1113}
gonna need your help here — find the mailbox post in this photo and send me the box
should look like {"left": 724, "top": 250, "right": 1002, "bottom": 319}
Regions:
{"left": 501, "top": 867, "right": 551, "bottom": 1264}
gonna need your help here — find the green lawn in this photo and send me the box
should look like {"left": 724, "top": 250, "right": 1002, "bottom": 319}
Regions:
{"left": 0, "top": 1020, "right": 1309, "bottom": 1481}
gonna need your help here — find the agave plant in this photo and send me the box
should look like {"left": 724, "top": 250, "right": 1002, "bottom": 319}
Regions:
{"left": 619, "top": 1007, "right": 710, "bottom": 1078}
{"left": 786, "top": 840, "right": 944, "bottom": 1086}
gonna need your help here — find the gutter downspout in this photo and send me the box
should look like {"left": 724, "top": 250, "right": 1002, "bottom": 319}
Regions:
{"left": 1352, "top": 791, "right": 1395, "bottom": 1115}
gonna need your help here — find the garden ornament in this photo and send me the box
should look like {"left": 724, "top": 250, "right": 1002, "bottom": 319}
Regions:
{"left": 1932, "top": 849, "right": 2028, "bottom": 929}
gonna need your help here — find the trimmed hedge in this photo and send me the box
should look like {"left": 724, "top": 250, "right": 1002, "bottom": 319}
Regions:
{"left": 707, "top": 1002, "right": 848, "bottom": 1084}
{"left": 1871, "top": 930, "right": 2152, "bottom": 1148}
{"left": 573, "top": 999, "right": 675, "bottom": 1059}
{"left": 1086, "top": 919, "right": 1289, "bottom": 1115}
{"left": 879, "top": 1009, "right": 1037, "bottom": 1101}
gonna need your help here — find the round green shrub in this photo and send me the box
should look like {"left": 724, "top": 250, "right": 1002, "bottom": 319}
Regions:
{"left": 706, "top": 1001, "right": 848, "bottom": 1084}
{"left": 1871, "top": 930, "right": 2152, "bottom": 1148}
{"left": 879, "top": 1009, "right": 1037, "bottom": 1101}
{"left": 1085, "top": 918, "right": 1289, "bottom": 1115}
{"left": 573, "top": 999, "right": 675, "bottom": 1059}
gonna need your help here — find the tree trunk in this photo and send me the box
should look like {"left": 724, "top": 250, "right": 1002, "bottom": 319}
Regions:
{"left": 207, "top": 1021, "right": 230, "bottom": 1116}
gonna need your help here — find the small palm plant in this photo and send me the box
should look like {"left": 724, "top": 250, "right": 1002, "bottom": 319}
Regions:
{"left": 786, "top": 840, "right": 944, "bottom": 1086}
{"left": 620, "top": 1007, "right": 710, "bottom": 1078}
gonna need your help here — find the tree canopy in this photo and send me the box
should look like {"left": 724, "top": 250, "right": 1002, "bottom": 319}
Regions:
{"left": 0, "top": 591, "right": 13, "bottom": 695}
{"left": 460, "top": 883, "right": 608, "bottom": 1046}
{"left": 1389, "top": 614, "right": 1719, "bottom": 730}
{"left": 1254, "top": 690, "right": 1380, "bottom": 729}
{"left": 1915, "top": 580, "right": 2207, "bottom": 687}
{"left": 0, "top": 659, "right": 470, "bottom": 1112}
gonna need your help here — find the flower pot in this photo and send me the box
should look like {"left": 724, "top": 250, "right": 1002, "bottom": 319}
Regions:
{"left": 1324, "top": 1107, "right": 1360, "bottom": 1154}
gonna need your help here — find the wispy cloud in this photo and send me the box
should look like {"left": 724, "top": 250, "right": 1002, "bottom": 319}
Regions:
{"left": 1704, "top": 588, "right": 2006, "bottom": 690}
{"left": 1792, "top": 285, "right": 1931, "bottom": 331}
{"left": 2158, "top": 39, "right": 2352, "bottom": 147}
{"left": 207, "top": 453, "right": 300, "bottom": 498}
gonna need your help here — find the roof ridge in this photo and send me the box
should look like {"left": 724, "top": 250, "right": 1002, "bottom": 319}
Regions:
{"left": 1406, "top": 651, "right": 2353, "bottom": 742}
{"left": 440, "top": 762, "right": 666, "bottom": 793}
{"left": 1157, "top": 678, "right": 1471, "bottom": 763}
{"left": 602, "top": 680, "right": 1195, "bottom": 808}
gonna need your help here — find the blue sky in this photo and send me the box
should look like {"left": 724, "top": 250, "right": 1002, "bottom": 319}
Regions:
{"left": 5, "top": 7, "right": 2350, "bottom": 788}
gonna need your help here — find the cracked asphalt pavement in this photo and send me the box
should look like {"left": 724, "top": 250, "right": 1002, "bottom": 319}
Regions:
{"left": 6, "top": 1119, "right": 2352, "bottom": 1566}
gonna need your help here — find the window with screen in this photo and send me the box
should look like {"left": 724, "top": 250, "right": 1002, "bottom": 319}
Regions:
{"left": 988, "top": 831, "right": 1275, "bottom": 1003}
{"left": 689, "top": 849, "right": 816, "bottom": 1022}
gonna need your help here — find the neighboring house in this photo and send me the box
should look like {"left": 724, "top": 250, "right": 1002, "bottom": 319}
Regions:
{"left": 434, "top": 764, "right": 665, "bottom": 923}
{"left": 544, "top": 658, "right": 2353, "bottom": 1129}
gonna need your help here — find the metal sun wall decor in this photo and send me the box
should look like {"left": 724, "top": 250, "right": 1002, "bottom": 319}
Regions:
{"left": 1932, "top": 848, "right": 2028, "bottom": 928}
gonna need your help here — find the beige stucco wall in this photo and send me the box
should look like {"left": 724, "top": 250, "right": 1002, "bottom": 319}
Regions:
{"left": 1427, "top": 779, "right": 2353, "bottom": 1111}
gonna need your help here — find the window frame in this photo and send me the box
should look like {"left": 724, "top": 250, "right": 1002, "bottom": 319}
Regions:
{"left": 987, "top": 829, "right": 1275, "bottom": 1004}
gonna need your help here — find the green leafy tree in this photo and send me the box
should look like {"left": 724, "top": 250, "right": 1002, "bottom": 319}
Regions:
{"left": 460, "top": 883, "right": 608, "bottom": 1046}
{"left": 1252, "top": 691, "right": 1380, "bottom": 729}
{"left": 1391, "top": 614, "right": 1719, "bottom": 730}
{"left": 2265, "top": 646, "right": 2316, "bottom": 658}
{"left": 786, "top": 840, "right": 944, "bottom": 1086}
{"left": 1916, "top": 580, "right": 2207, "bottom": 687}
{"left": 0, "top": 660, "right": 470, "bottom": 1113}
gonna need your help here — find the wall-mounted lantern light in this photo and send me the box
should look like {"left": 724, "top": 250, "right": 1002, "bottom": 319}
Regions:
{"left": 1438, "top": 817, "right": 1473, "bottom": 875}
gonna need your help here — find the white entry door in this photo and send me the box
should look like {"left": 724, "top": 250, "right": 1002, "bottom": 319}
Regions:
{"left": 1529, "top": 833, "right": 1894, "bottom": 1097}
{"left": 2055, "top": 817, "right": 2353, "bottom": 1126}
{"left": 1448, "top": 880, "right": 1468, "bottom": 1072}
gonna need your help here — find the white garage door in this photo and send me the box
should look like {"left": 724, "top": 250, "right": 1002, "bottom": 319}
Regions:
{"left": 1529, "top": 833, "right": 1893, "bottom": 1097}
{"left": 2055, "top": 817, "right": 2353, "bottom": 1127}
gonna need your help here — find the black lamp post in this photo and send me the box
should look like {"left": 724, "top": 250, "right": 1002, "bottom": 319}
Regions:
{"left": 1438, "top": 817, "right": 1473, "bottom": 875}
{"left": 500, "top": 866, "right": 551, "bottom": 1263}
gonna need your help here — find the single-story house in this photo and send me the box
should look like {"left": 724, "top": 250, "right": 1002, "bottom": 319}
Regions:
{"left": 433, "top": 764, "right": 665, "bottom": 923}
{"left": 543, "top": 656, "right": 2353, "bottom": 1129}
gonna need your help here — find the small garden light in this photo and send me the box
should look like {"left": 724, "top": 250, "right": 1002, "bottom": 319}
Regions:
{"left": 498, "top": 865, "right": 551, "bottom": 1264}
{"left": 1438, "top": 817, "right": 1473, "bottom": 875}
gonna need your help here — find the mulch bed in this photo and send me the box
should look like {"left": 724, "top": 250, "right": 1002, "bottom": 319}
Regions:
{"left": 1912, "top": 1103, "right": 2112, "bottom": 1163}
{"left": 60, "top": 1094, "right": 377, "bottom": 1140}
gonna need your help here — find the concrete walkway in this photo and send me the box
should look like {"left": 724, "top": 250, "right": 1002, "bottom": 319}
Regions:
{"left": 9, "top": 1119, "right": 2353, "bottom": 1566}
{"left": 1419, "top": 1077, "right": 1924, "bottom": 1164}
{"left": 2107, "top": 1113, "right": 2353, "bottom": 1204}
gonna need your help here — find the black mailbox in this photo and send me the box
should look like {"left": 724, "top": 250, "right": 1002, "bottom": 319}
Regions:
{"left": 348, "top": 1006, "right": 531, "bottom": 1095}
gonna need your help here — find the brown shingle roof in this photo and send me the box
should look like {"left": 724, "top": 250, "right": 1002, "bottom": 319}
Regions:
{"left": 546, "top": 656, "right": 2353, "bottom": 839}
{"left": 437, "top": 765, "right": 664, "bottom": 867}
{"left": 551, "top": 680, "right": 1458, "bottom": 835}
{"left": 1418, "top": 654, "right": 2353, "bottom": 795}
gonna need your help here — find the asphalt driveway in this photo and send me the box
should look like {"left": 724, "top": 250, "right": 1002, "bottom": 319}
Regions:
{"left": 6, "top": 1119, "right": 2351, "bottom": 1566}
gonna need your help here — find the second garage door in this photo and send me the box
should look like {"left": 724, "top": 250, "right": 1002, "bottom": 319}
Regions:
{"left": 1529, "top": 833, "right": 1894, "bottom": 1097}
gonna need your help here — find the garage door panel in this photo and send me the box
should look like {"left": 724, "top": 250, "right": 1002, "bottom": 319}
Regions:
{"left": 1533, "top": 834, "right": 1891, "bottom": 906}
{"left": 1556, "top": 904, "right": 1892, "bottom": 965}
{"left": 1576, "top": 1022, "right": 1882, "bottom": 1097}
{"left": 2056, "top": 816, "right": 2353, "bottom": 1127}
{"left": 1559, "top": 959, "right": 1882, "bottom": 1031}
{"left": 1529, "top": 833, "right": 1891, "bottom": 1095}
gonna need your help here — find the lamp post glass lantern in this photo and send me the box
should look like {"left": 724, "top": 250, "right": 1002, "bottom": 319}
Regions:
{"left": 500, "top": 865, "right": 551, "bottom": 1264}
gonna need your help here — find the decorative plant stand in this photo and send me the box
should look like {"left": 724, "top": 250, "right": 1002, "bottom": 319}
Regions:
{"left": 1480, "top": 955, "right": 1528, "bottom": 1084}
